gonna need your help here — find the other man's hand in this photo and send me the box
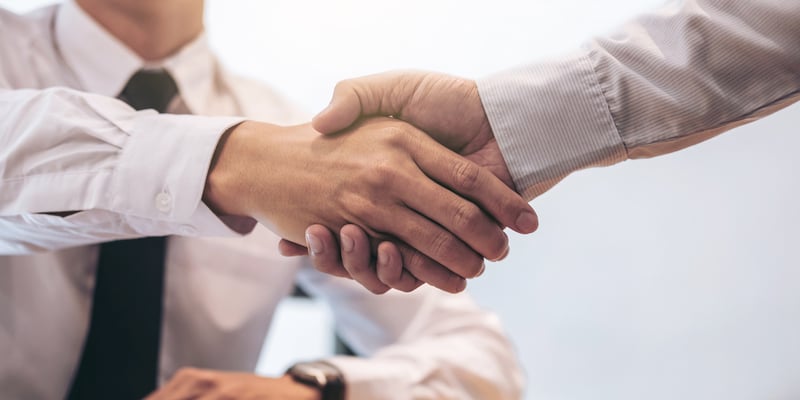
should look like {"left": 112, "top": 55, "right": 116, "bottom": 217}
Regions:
{"left": 279, "top": 72, "right": 537, "bottom": 292}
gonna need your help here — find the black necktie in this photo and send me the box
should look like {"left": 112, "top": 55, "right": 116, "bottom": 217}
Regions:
{"left": 68, "top": 70, "right": 178, "bottom": 400}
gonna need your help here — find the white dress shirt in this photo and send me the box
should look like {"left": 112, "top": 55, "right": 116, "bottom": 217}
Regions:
{"left": 0, "top": 2, "right": 524, "bottom": 399}
{"left": 479, "top": 0, "right": 800, "bottom": 200}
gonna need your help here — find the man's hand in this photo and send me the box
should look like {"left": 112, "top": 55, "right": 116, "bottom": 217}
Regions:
{"left": 145, "top": 368, "right": 320, "bottom": 400}
{"left": 279, "top": 72, "right": 537, "bottom": 292}
{"left": 313, "top": 72, "right": 510, "bottom": 184}
{"left": 205, "top": 117, "right": 534, "bottom": 293}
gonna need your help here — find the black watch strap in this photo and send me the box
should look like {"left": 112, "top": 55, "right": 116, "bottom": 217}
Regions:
{"left": 286, "top": 361, "right": 345, "bottom": 400}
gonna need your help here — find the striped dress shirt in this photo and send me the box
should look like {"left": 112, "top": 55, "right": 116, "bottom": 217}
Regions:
{"left": 479, "top": 0, "right": 800, "bottom": 200}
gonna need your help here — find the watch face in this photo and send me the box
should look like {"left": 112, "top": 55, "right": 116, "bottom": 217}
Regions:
{"left": 288, "top": 362, "right": 345, "bottom": 400}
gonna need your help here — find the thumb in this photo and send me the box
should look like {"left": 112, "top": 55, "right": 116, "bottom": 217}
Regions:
{"left": 311, "top": 84, "right": 364, "bottom": 134}
{"left": 312, "top": 72, "right": 416, "bottom": 134}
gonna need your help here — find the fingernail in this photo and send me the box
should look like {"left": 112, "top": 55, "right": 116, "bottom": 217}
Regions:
{"left": 475, "top": 262, "right": 486, "bottom": 278}
{"left": 490, "top": 232, "right": 510, "bottom": 262}
{"left": 490, "top": 244, "right": 510, "bottom": 262}
{"left": 516, "top": 211, "right": 538, "bottom": 233}
{"left": 377, "top": 248, "right": 389, "bottom": 267}
{"left": 498, "top": 244, "right": 510, "bottom": 261}
{"left": 341, "top": 233, "right": 355, "bottom": 253}
{"left": 306, "top": 232, "right": 323, "bottom": 255}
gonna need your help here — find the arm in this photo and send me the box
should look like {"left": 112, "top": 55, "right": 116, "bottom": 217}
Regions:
{"left": 145, "top": 369, "right": 320, "bottom": 400}
{"left": 0, "top": 86, "right": 245, "bottom": 254}
{"left": 0, "top": 83, "right": 531, "bottom": 291}
{"left": 479, "top": 0, "right": 800, "bottom": 199}
{"left": 283, "top": 0, "right": 800, "bottom": 283}
{"left": 295, "top": 262, "right": 524, "bottom": 400}
{"left": 312, "top": 0, "right": 800, "bottom": 199}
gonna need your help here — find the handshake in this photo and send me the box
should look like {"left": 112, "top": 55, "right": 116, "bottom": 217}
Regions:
{"left": 204, "top": 72, "right": 538, "bottom": 294}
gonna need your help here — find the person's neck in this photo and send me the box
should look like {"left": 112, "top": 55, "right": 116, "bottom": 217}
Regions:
{"left": 76, "top": 0, "right": 204, "bottom": 62}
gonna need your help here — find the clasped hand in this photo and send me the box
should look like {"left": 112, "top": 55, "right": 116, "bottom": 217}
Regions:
{"left": 278, "top": 72, "right": 538, "bottom": 294}
{"left": 205, "top": 114, "right": 534, "bottom": 293}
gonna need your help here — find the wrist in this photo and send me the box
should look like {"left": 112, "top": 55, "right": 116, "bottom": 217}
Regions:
{"left": 279, "top": 374, "right": 323, "bottom": 400}
{"left": 203, "top": 120, "right": 269, "bottom": 218}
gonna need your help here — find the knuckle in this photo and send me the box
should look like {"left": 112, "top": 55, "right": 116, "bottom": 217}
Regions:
{"left": 428, "top": 231, "right": 459, "bottom": 261}
{"left": 380, "top": 124, "right": 408, "bottom": 139}
{"left": 452, "top": 161, "right": 480, "bottom": 192}
{"left": 380, "top": 124, "right": 417, "bottom": 147}
{"left": 451, "top": 201, "right": 483, "bottom": 232}
{"left": 338, "top": 193, "right": 383, "bottom": 225}
{"left": 336, "top": 190, "right": 366, "bottom": 211}
{"left": 403, "top": 247, "right": 427, "bottom": 272}
{"left": 334, "top": 79, "right": 354, "bottom": 94}
{"left": 364, "top": 161, "right": 399, "bottom": 188}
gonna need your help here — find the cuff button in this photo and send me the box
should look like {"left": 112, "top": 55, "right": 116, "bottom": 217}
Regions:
{"left": 155, "top": 192, "right": 173, "bottom": 213}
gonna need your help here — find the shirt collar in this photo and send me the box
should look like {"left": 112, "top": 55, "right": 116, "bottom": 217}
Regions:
{"left": 160, "top": 33, "right": 217, "bottom": 115}
{"left": 55, "top": 0, "right": 217, "bottom": 114}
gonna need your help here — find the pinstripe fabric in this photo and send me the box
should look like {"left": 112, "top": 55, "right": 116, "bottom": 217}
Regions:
{"left": 478, "top": 0, "right": 800, "bottom": 201}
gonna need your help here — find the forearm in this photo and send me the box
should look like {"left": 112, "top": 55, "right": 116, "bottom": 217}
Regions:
{"left": 297, "top": 270, "right": 523, "bottom": 399}
{"left": 326, "top": 322, "right": 523, "bottom": 400}
{"left": 480, "top": 0, "right": 800, "bottom": 200}
{"left": 0, "top": 87, "right": 245, "bottom": 253}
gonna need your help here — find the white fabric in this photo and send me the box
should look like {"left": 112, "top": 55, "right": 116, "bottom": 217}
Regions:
{"left": 0, "top": 2, "right": 524, "bottom": 399}
{"left": 478, "top": 0, "right": 800, "bottom": 200}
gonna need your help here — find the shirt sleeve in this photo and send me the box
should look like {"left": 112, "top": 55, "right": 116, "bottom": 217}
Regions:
{"left": 0, "top": 86, "right": 248, "bottom": 254}
{"left": 478, "top": 0, "right": 800, "bottom": 200}
{"left": 295, "top": 265, "right": 524, "bottom": 400}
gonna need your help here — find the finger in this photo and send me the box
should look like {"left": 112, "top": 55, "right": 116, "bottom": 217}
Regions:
{"left": 402, "top": 171, "right": 510, "bottom": 262}
{"left": 312, "top": 73, "right": 413, "bottom": 134}
{"left": 412, "top": 134, "right": 539, "bottom": 234}
{"left": 395, "top": 241, "right": 467, "bottom": 294}
{"left": 376, "top": 204, "right": 484, "bottom": 284}
{"left": 305, "top": 225, "right": 351, "bottom": 279}
{"left": 278, "top": 239, "right": 308, "bottom": 257}
{"left": 340, "top": 225, "right": 390, "bottom": 294}
{"left": 375, "top": 241, "right": 422, "bottom": 292}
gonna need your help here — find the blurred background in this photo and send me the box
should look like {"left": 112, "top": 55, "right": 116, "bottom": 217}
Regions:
{"left": 2, "top": 1, "right": 799, "bottom": 399}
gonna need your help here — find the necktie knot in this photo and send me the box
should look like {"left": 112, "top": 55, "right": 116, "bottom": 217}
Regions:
{"left": 119, "top": 69, "right": 179, "bottom": 113}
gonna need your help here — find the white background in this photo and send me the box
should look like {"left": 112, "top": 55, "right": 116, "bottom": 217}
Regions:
{"left": 2, "top": 1, "right": 799, "bottom": 399}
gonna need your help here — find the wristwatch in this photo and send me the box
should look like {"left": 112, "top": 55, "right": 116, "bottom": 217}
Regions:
{"left": 286, "top": 361, "right": 346, "bottom": 400}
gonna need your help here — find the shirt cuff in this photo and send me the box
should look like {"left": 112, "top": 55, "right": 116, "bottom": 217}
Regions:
{"left": 323, "top": 356, "right": 417, "bottom": 400}
{"left": 112, "top": 112, "right": 248, "bottom": 236}
{"left": 477, "top": 50, "right": 628, "bottom": 201}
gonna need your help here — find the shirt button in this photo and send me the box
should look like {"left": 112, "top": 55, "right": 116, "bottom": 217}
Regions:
{"left": 155, "top": 192, "right": 173, "bottom": 213}
{"left": 179, "top": 225, "right": 197, "bottom": 235}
